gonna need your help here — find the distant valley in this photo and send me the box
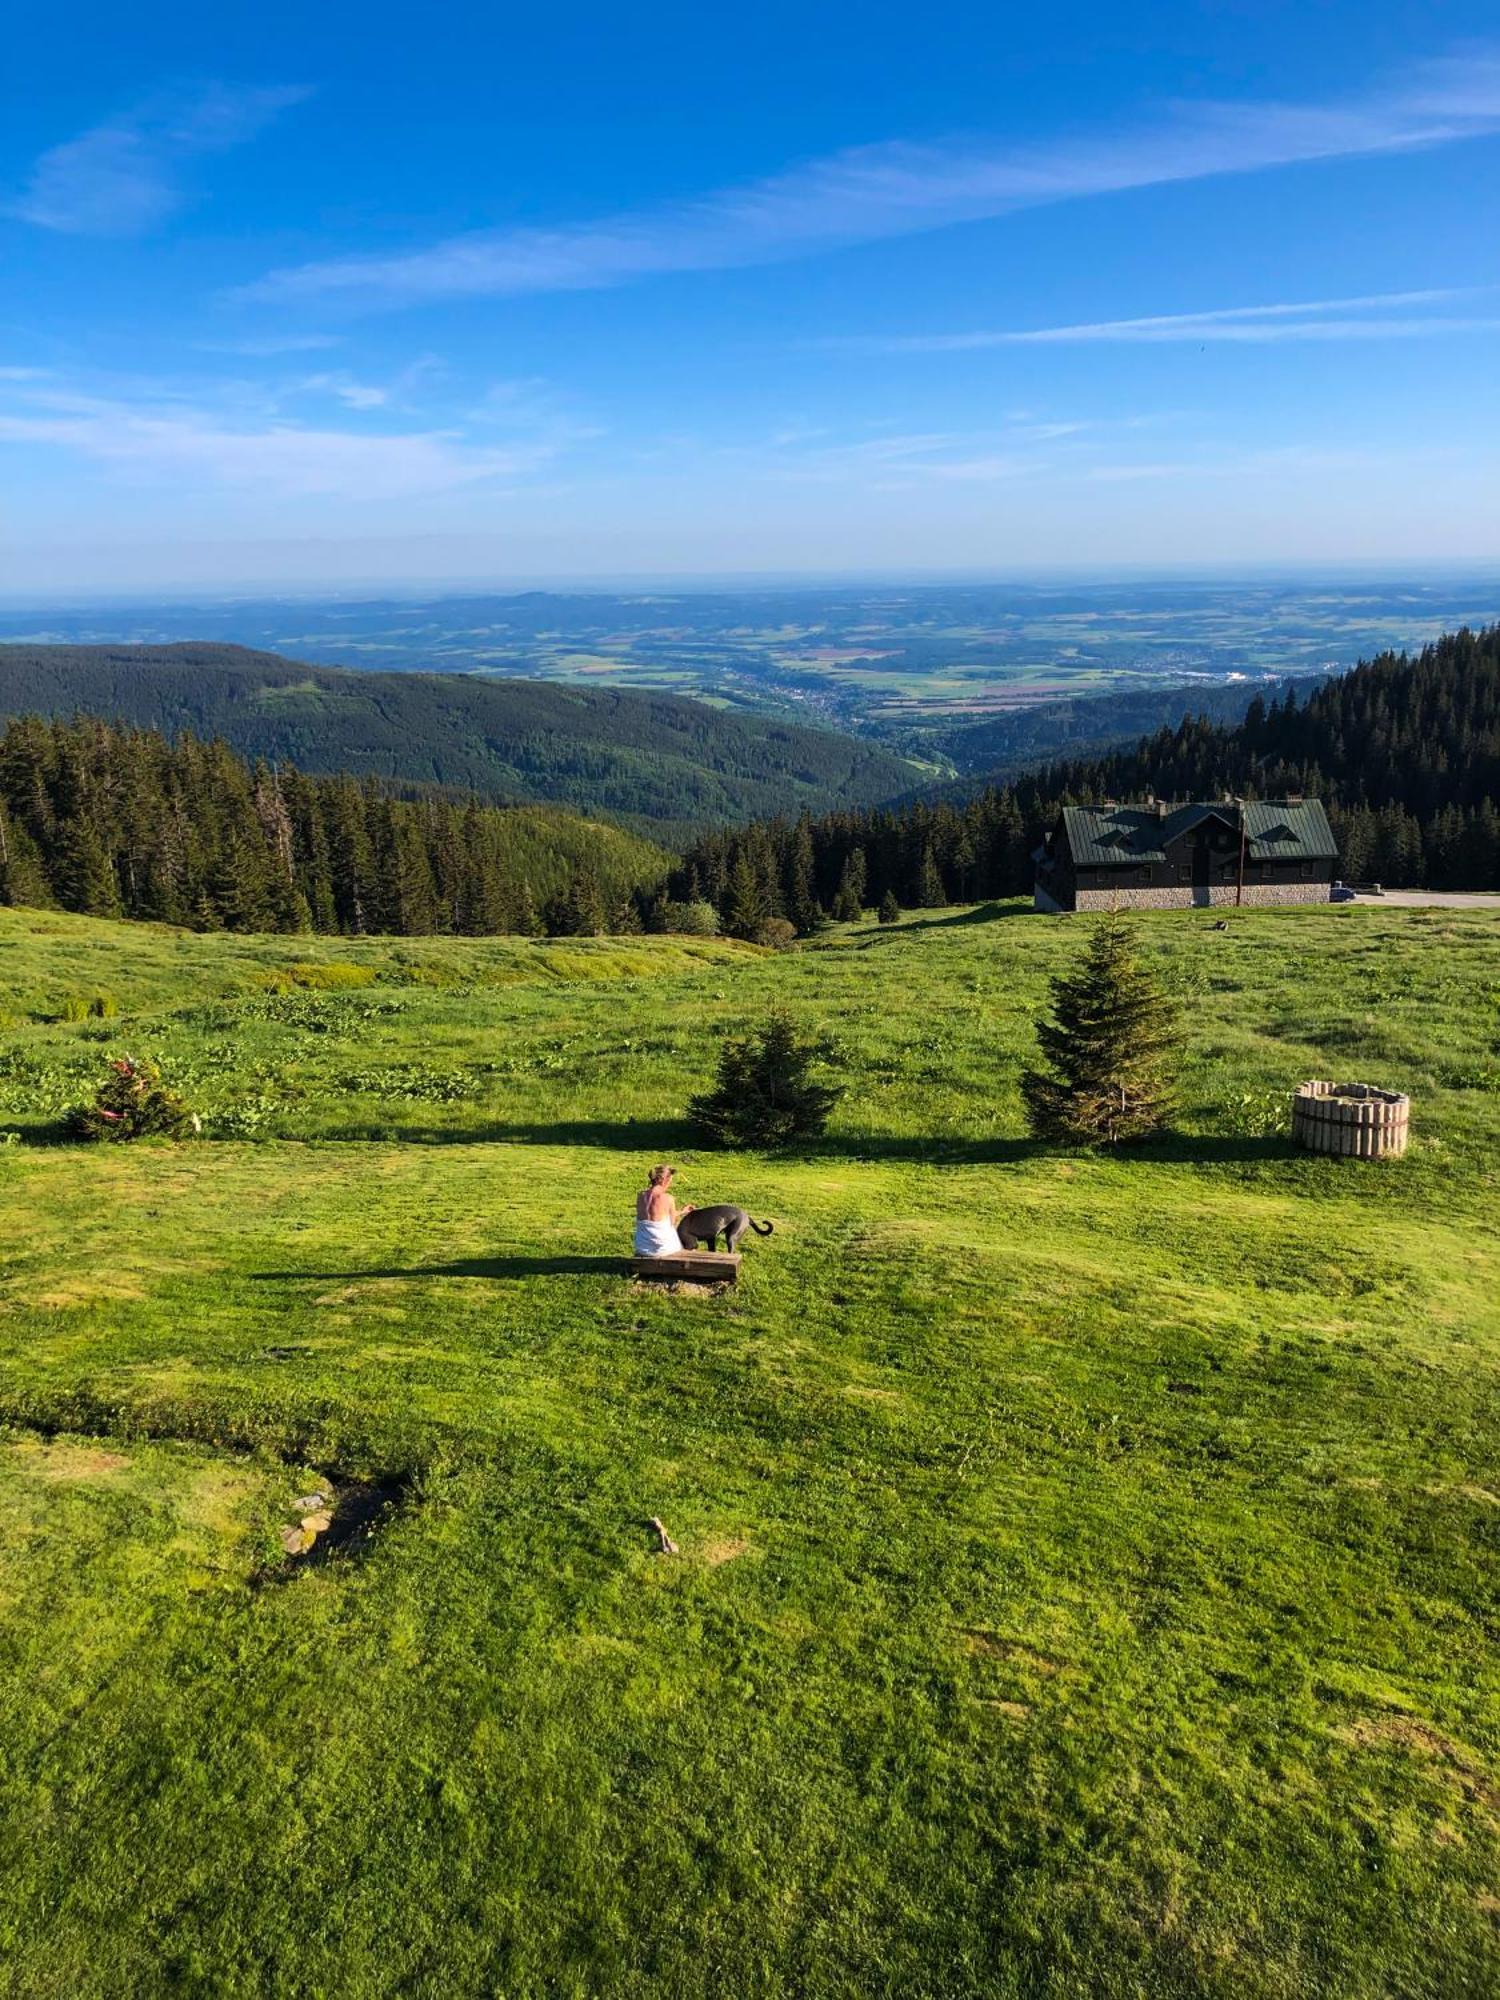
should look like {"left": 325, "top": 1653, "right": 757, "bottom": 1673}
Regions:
{"left": 0, "top": 643, "right": 919, "bottom": 842}
{"left": 7, "top": 577, "right": 1496, "bottom": 756}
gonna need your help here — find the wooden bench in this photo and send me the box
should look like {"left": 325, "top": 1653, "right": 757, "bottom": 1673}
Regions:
{"left": 629, "top": 1251, "right": 742, "bottom": 1284}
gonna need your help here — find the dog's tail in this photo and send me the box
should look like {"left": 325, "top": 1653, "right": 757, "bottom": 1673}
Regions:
{"left": 749, "top": 1217, "right": 774, "bottom": 1236}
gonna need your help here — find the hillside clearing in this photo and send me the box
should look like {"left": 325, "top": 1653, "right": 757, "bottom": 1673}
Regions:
{"left": 0, "top": 900, "right": 1498, "bottom": 1996}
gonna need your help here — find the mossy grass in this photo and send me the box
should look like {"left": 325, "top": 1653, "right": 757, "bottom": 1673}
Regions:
{"left": 0, "top": 898, "right": 1498, "bottom": 1995}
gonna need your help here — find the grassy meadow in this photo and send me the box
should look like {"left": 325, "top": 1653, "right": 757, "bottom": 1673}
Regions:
{"left": 1, "top": 899, "right": 1498, "bottom": 1996}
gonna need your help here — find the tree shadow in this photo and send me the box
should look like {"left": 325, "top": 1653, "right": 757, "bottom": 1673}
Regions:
{"left": 905, "top": 901, "right": 1035, "bottom": 929}
{"left": 1134, "top": 1132, "right": 1300, "bottom": 1165}
{"left": 841, "top": 902, "right": 1033, "bottom": 944}
{"left": 318, "top": 1116, "right": 701, "bottom": 1150}
{"left": 307, "top": 1122, "right": 1295, "bottom": 1168}
{"left": 253, "top": 1254, "right": 627, "bottom": 1283}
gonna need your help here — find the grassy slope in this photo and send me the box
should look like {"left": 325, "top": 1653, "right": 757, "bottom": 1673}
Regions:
{"left": 1, "top": 902, "right": 1498, "bottom": 1997}
{"left": 0, "top": 643, "right": 919, "bottom": 838}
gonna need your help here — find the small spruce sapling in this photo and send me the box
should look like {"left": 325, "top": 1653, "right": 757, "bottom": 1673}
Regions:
{"left": 878, "top": 890, "right": 900, "bottom": 926}
{"left": 688, "top": 1010, "right": 843, "bottom": 1148}
{"left": 69, "top": 1056, "right": 199, "bottom": 1142}
{"left": 1021, "top": 912, "right": 1180, "bottom": 1145}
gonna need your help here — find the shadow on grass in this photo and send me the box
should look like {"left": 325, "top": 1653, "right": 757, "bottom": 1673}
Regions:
{"left": 314, "top": 1119, "right": 1297, "bottom": 1168}
{"left": 254, "top": 1254, "right": 625, "bottom": 1283}
{"left": 320, "top": 1116, "right": 701, "bottom": 1152}
{"left": 841, "top": 902, "right": 1034, "bottom": 943}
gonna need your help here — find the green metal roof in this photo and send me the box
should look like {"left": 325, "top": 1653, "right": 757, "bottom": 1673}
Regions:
{"left": 1059, "top": 799, "right": 1336, "bottom": 867}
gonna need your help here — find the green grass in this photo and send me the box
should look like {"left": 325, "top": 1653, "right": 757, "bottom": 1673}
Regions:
{"left": 1, "top": 899, "right": 1498, "bottom": 1997}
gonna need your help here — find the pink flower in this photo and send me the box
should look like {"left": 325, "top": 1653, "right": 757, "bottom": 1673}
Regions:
{"left": 99, "top": 1109, "right": 123, "bottom": 1122}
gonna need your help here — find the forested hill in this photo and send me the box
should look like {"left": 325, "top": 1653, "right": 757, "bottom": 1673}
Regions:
{"left": 930, "top": 674, "right": 1312, "bottom": 783}
{"left": 668, "top": 625, "right": 1500, "bottom": 922}
{"left": 0, "top": 643, "right": 918, "bottom": 840}
{"left": 0, "top": 714, "right": 668, "bottom": 937}
{"left": 1018, "top": 623, "right": 1500, "bottom": 881}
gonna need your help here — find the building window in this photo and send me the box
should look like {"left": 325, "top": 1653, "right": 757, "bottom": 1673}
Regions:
{"left": 1176, "top": 864, "right": 1191, "bottom": 884}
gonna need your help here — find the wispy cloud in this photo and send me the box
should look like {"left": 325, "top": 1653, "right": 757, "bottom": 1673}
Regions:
{"left": 201, "top": 333, "right": 345, "bottom": 357}
{"left": 290, "top": 372, "right": 392, "bottom": 411}
{"left": 829, "top": 287, "right": 1500, "bottom": 350}
{"left": 4, "top": 83, "right": 309, "bottom": 236}
{"left": 750, "top": 422, "right": 1100, "bottom": 486}
{"left": 0, "top": 380, "right": 558, "bottom": 500}
{"left": 237, "top": 49, "right": 1500, "bottom": 309}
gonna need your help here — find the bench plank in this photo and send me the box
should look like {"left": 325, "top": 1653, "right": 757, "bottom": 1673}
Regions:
{"left": 630, "top": 1251, "right": 742, "bottom": 1283}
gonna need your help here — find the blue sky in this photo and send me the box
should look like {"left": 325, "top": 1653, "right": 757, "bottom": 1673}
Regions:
{"left": 3, "top": 1, "right": 1498, "bottom": 592}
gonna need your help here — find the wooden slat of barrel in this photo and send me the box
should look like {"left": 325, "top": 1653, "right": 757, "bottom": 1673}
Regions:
{"left": 1293, "top": 1081, "right": 1408, "bottom": 1159}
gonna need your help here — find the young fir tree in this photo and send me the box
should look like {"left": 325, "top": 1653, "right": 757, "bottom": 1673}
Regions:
{"left": 784, "top": 817, "right": 823, "bottom": 934}
{"left": 877, "top": 889, "right": 900, "bottom": 925}
{"left": 688, "top": 1010, "right": 843, "bottom": 1148}
{"left": 832, "top": 847, "right": 867, "bottom": 922}
{"left": 513, "top": 879, "right": 543, "bottom": 938}
{"left": 547, "top": 867, "right": 607, "bottom": 937}
{"left": 69, "top": 1056, "right": 198, "bottom": 1141}
{"left": 723, "top": 849, "right": 770, "bottom": 941}
{"left": 1021, "top": 912, "right": 1180, "bottom": 1146}
{"left": 914, "top": 842, "right": 948, "bottom": 908}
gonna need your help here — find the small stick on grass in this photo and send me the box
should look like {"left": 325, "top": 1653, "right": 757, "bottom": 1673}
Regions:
{"left": 649, "top": 1517, "right": 679, "bottom": 1555}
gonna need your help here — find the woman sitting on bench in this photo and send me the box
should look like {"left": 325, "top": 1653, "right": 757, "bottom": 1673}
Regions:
{"left": 634, "top": 1164, "right": 683, "bottom": 1256}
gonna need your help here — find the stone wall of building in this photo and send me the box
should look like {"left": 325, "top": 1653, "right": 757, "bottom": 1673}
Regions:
{"left": 1066, "top": 881, "right": 1329, "bottom": 912}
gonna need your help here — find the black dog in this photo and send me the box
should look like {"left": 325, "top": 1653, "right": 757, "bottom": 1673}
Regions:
{"left": 675, "top": 1205, "right": 774, "bottom": 1253}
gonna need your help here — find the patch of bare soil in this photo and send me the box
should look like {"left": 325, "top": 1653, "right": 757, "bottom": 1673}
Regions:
{"left": 960, "top": 1629, "right": 1065, "bottom": 1674}
{"left": 11, "top": 1440, "right": 130, "bottom": 1481}
{"left": 630, "top": 1279, "right": 730, "bottom": 1297}
{"left": 1340, "top": 1716, "right": 1500, "bottom": 1813}
{"left": 699, "top": 1536, "right": 750, "bottom": 1566}
{"left": 978, "top": 1699, "right": 1031, "bottom": 1719}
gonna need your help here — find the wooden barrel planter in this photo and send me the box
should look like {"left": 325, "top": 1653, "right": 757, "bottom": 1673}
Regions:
{"left": 1292, "top": 1081, "right": 1409, "bottom": 1159}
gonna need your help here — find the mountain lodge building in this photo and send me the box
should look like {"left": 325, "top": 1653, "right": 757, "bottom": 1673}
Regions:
{"left": 1033, "top": 798, "right": 1337, "bottom": 912}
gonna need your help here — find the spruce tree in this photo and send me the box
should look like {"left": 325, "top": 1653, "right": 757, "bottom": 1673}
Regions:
{"left": 548, "top": 868, "right": 606, "bottom": 936}
{"left": 878, "top": 889, "right": 900, "bottom": 925}
{"left": 915, "top": 843, "right": 947, "bottom": 908}
{"left": 784, "top": 817, "right": 823, "bottom": 933}
{"left": 832, "top": 847, "right": 867, "bottom": 922}
{"left": 688, "top": 1010, "right": 843, "bottom": 1148}
{"left": 58, "top": 819, "right": 121, "bottom": 918}
{"left": 514, "top": 880, "right": 543, "bottom": 938}
{"left": 69, "top": 1056, "right": 197, "bottom": 1142}
{"left": 1021, "top": 913, "right": 1180, "bottom": 1145}
{"left": 723, "top": 850, "right": 770, "bottom": 941}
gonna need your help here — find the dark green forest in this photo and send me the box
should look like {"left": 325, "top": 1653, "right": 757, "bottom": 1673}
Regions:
{"left": 0, "top": 716, "right": 667, "bottom": 937}
{"left": 4, "top": 627, "right": 1496, "bottom": 941}
{"left": 930, "top": 674, "right": 1307, "bottom": 778}
{"left": 0, "top": 643, "right": 917, "bottom": 839}
{"left": 669, "top": 626, "right": 1500, "bottom": 929}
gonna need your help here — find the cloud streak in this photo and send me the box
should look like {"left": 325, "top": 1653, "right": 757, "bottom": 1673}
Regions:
{"left": 831, "top": 288, "right": 1500, "bottom": 350}
{"left": 4, "top": 83, "right": 308, "bottom": 235}
{"left": 237, "top": 49, "right": 1500, "bottom": 309}
{"left": 0, "top": 384, "right": 550, "bottom": 500}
